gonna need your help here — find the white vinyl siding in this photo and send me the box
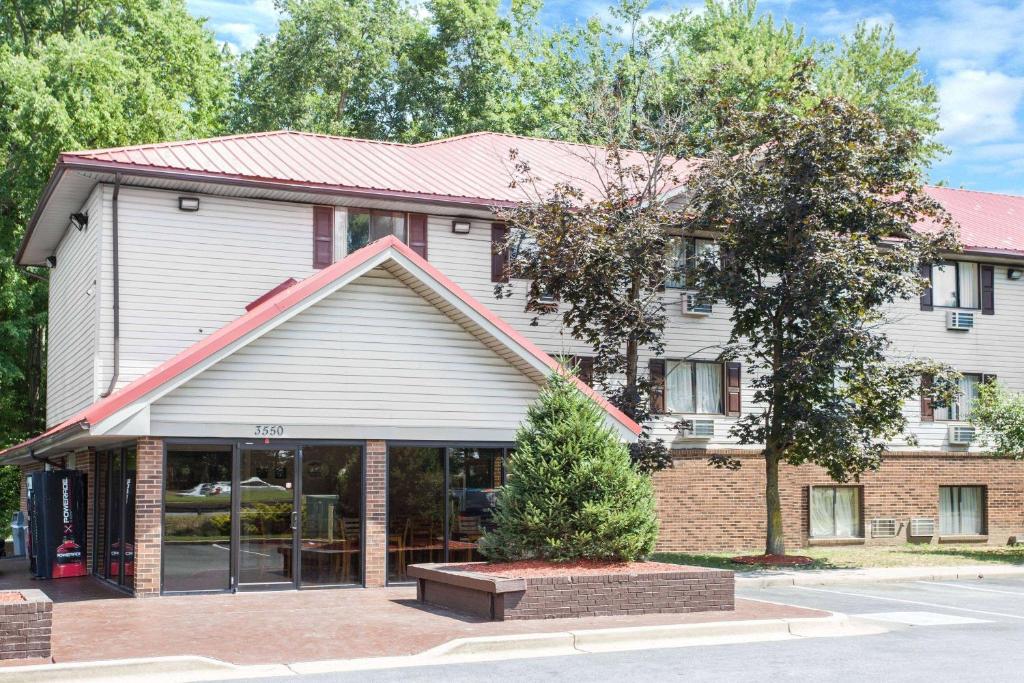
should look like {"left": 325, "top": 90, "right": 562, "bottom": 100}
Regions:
{"left": 101, "top": 186, "right": 318, "bottom": 391}
{"left": 46, "top": 187, "right": 102, "bottom": 426}
{"left": 150, "top": 267, "right": 542, "bottom": 439}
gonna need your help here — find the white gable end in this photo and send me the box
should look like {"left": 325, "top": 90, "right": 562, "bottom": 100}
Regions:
{"left": 149, "top": 267, "right": 543, "bottom": 441}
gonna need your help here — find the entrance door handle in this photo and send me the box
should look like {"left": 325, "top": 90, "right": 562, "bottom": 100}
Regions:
{"left": 291, "top": 511, "right": 298, "bottom": 531}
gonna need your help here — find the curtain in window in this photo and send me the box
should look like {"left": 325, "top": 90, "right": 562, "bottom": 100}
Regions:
{"left": 959, "top": 486, "right": 983, "bottom": 534}
{"left": 939, "top": 487, "right": 957, "bottom": 534}
{"left": 958, "top": 262, "right": 979, "bottom": 308}
{"left": 696, "top": 363, "right": 723, "bottom": 413}
{"left": 810, "top": 487, "right": 835, "bottom": 538}
{"left": 834, "top": 488, "right": 860, "bottom": 537}
{"left": 932, "top": 264, "right": 958, "bottom": 307}
{"left": 666, "top": 361, "right": 694, "bottom": 412}
{"left": 960, "top": 375, "right": 981, "bottom": 420}
{"left": 666, "top": 239, "right": 686, "bottom": 289}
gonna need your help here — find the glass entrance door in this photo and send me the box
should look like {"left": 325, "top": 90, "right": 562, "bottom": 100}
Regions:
{"left": 299, "top": 445, "right": 363, "bottom": 586}
{"left": 237, "top": 448, "right": 297, "bottom": 587}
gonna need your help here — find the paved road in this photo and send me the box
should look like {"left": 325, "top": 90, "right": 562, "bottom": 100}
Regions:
{"left": 230, "top": 577, "right": 1024, "bottom": 682}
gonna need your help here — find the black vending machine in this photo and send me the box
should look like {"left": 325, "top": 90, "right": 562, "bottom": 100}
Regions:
{"left": 26, "top": 469, "right": 88, "bottom": 579}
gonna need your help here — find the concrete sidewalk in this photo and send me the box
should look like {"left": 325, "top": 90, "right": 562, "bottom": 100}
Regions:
{"left": 736, "top": 563, "right": 1024, "bottom": 588}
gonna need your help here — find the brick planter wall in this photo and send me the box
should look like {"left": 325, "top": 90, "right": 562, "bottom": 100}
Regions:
{"left": 409, "top": 564, "right": 734, "bottom": 621}
{"left": 654, "top": 450, "right": 1024, "bottom": 552}
{"left": 0, "top": 590, "right": 52, "bottom": 661}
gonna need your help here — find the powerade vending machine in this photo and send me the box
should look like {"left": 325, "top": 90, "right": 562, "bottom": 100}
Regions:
{"left": 26, "top": 470, "right": 88, "bottom": 579}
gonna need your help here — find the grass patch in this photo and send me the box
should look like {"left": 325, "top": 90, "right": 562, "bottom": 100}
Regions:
{"left": 653, "top": 544, "right": 1024, "bottom": 571}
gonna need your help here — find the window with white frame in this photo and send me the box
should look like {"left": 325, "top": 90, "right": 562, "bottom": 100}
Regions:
{"left": 810, "top": 486, "right": 863, "bottom": 538}
{"left": 931, "top": 261, "right": 980, "bottom": 309}
{"left": 667, "top": 237, "right": 716, "bottom": 289}
{"left": 666, "top": 360, "right": 723, "bottom": 414}
{"left": 939, "top": 486, "right": 985, "bottom": 535}
{"left": 934, "top": 373, "right": 983, "bottom": 421}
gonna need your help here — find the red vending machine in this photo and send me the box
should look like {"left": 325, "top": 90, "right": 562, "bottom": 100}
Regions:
{"left": 26, "top": 469, "right": 88, "bottom": 579}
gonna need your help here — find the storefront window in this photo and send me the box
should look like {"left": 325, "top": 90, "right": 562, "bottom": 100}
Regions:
{"left": 447, "top": 448, "right": 504, "bottom": 562}
{"left": 387, "top": 447, "right": 445, "bottom": 583}
{"left": 163, "top": 446, "right": 233, "bottom": 593}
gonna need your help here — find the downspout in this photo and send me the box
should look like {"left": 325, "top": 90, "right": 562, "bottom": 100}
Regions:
{"left": 101, "top": 174, "right": 121, "bottom": 397}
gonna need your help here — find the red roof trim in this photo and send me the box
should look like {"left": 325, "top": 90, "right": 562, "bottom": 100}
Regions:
{"left": 245, "top": 277, "right": 298, "bottom": 312}
{"left": 1, "top": 236, "right": 640, "bottom": 458}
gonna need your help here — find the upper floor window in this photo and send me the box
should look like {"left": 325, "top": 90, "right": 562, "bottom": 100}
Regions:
{"left": 666, "top": 360, "right": 723, "bottom": 414}
{"left": 667, "top": 237, "right": 716, "bottom": 289}
{"left": 934, "top": 373, "right": 983, "bottom": 421}
{"left": 315, "top": 207, "right": 427, "bottom": 268}
{"left": 931, "top": 261, "right": 979, "bottom": 309}
{"left": 347, "top": 209, "right": 407, "bottom": 254}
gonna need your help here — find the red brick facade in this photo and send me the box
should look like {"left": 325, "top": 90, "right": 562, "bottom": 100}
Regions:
{"left": 654, "top": 450, "right": 1024, "bottom": 552}
{"left": 134, "top": 437, "right": 163, "bottom": 596}
{"left": 364, "top": 440, "right": 388, "bottom": 588}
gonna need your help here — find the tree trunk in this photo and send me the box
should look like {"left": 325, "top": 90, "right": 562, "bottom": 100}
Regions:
{"left": 764, "top": 447, "right": 785, "bottom": 556}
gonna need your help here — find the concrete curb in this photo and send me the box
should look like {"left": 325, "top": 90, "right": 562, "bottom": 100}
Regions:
{"left": 0, "top": 612, "right": 881, "bottom": 681}
{"left": 736, "top": 564, "right": 1024, "bottom": 589}
{"left": 0, "top": 655, "right": 290, "bottom": 683}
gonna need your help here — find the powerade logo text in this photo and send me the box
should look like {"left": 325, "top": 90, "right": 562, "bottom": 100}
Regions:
{"left": 62, "top": 477, "right": 73, "bottom": 535}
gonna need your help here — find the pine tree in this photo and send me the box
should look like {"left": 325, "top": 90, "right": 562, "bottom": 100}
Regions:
{"left": 478, "top": 373, "right": 658, "bottom": 562}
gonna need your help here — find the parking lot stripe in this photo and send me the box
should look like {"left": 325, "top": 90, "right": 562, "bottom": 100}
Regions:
{"left": 919, "top": 582, "right": 1024, "bottom": 597}
{"left": 795, "top": 586, "right": 1024, "bottom": 621}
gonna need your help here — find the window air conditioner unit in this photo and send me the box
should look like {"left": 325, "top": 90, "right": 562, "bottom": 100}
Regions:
{"left": 946, "top": 310, "right": 974, "bottom": 331}
{"left": 681, "top": 418, "right": 715, "bottom": 440}
{"left": 683, "top": 292, "right": 713, "bottom": 316}
{"left": 870, "top": 518, "right": 898, "bottom": 538}
{"left": 910, "top": 517, "right": 936, "bottom": 537}
{"left": 948, "top": 424, "right": 976, "bottom": 446}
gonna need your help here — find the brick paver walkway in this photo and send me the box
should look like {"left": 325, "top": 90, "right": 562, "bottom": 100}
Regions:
{"left": 3, "top": 558, "right": 825, "bottom": 666}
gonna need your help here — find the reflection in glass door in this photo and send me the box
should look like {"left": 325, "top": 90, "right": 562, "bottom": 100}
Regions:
{"left": 447, "top": 448, "right": 504, "bottom": 563}
{"left": 299, "top": 446, "right": 363, "bottom": 586}
{"left": 92, "top": 447, "right": 137, "bottom": 589}
{"left": 238, "top": 449, "right": 297, "bottom": 587}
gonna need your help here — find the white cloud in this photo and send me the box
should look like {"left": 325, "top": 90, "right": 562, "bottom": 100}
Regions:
{"left": 938, "top": 69, "right": 1024, "bottom": 144}
{"left": 215, "top": 22, "right": 262, "bottom": 52}
{"left": 898, "top": 1, "right": 1024, "bottom": 72}
{"left": 187, "top": 0, "right": 280, "bottom": 51}
{"left": 815, "top": 7, "right": 896, "bottom": 36}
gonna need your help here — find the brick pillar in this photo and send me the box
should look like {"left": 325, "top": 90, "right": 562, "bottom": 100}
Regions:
{"left": 364, "top": 440, "right": 387, "bottom": 587}
{"left": 18, "top": 463, "right": 44, "bottom": 516}
{"left": 134, "top": 437, "right": 163, "bottom": 597}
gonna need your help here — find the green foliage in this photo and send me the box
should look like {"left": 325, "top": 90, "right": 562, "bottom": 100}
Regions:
{"left": 972, "top": 382, "right": 1024, "bottom": 459}
{"left": 0, "top": 1, "right": 231, "bottom": 448}
{"left": 686, "top": 65, "right": 960, "bottom": 554}
{"left": 0, "top": 465, "right": 19, "bottom": 537}
{"left": 478, "top": 373, "right": 658, "bottom": 562}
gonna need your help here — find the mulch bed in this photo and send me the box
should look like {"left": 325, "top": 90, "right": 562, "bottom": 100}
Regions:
{"left": 0, "top": 591, "right": 25, "bottom": 603}
{"left": 731, "top": 554, "right": 814, "bottom": 566}
{"left": 446, "top": 559, "right": 700, "bottom": 578}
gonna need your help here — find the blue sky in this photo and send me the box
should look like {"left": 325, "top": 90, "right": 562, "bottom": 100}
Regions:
{"left": 186, "top": 0, "right": 1024, "bottom": 195}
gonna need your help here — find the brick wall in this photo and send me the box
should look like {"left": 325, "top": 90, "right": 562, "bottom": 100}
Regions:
{"left": 134, "top": 437, "right": 163, "bottom": 596}
{"left": 364, "top": 440, "right": 387, "bottom": 587}
{"left": 0, "top": 589, "right": 52, "bottom": 661}
{"left": 653, "top": 450, "right": 1024, "bottom": 552}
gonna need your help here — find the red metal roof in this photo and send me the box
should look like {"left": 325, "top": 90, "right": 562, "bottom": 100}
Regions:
{"left": 922, "top": 186, "right": 1024, "bottom": 256}
{"left": 60, "top": 130, "right": 688, "bottom": 207}
{"left": 0, "top": 236, "right": 641, "bottom": 459}
{"left": 59, "top": 131, "right": 1024, "bottom": 256}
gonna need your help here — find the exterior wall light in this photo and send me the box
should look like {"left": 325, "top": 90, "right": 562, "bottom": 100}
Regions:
{"left": 1008, "top": 268, "right": 1022, "bottom": 281}
{"left": 69, "top": 212, "right": 88, "bottom": 231}
{"left": 45, "top": 255, "right": 57, "bottom": 269}
{"left": 451, "top": 220, "right": 472, "bottom": 234}
{"left": 178, "top": 197, "right": 201, "bottom": 212}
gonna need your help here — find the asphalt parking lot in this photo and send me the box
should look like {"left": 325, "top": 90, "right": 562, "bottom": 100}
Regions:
{"left": 231, "top": 576, "right": 1024, "bottom": 682}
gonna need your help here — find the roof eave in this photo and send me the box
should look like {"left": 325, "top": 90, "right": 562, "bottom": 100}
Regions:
{"left": 15, "top": 162, "right": 67, "bottom": 265}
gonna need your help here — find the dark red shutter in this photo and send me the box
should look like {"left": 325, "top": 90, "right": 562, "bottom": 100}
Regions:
{"left": 981, "top": 264, "right": 995, "bottom": 314}
{"left": 571, "top": 355, "right": 595, "bottom": 387}
{"left": 491, "top": 224, "right": 509, "bottom": 283}
{"left": 725, "top": 362, "right": 742, "bottom": 416}
{"left": 920, "top": 374, "right": 934, "bottom": 422}
{"left": 649, "top": 359, "right": 666, "bottom": 414}
{"left": 313, "top": 206, "right": 333, "bottom": 269}
{"left": 408, "top": 213, "right": 428, "bottom": 260}
{"left": 919, "top": 264, "right": 933, "bottom": 311}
